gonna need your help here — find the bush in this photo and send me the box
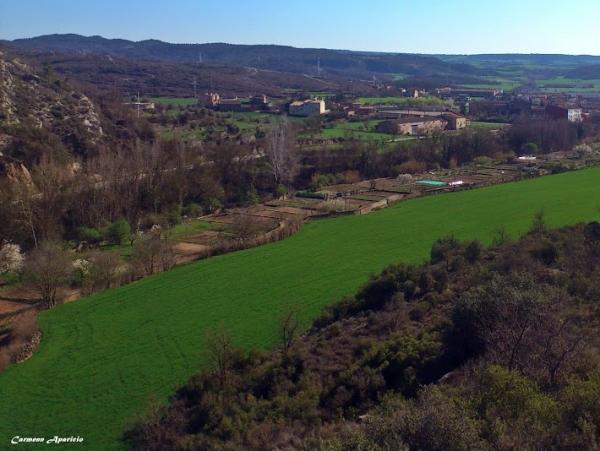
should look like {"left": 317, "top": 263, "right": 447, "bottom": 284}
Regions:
{"left": 182, "top": 202, "right": 202, "bottom": 218}
{"left": 296, "top": 190, "right": 326, "bottom": 200}
{"left": 106, "top": 218, "right": 131, "bottom": 245}
{"left": 531, "top": 239, "right": 558, "bottom": 265}
{"left": 430, "top": 236, "right": 460, "bottom": 265}
{"left": 464, "top": 240, "right": 482, "bottom": 263}
{"left": 167, "top": 208, "right": 182, "bottom": 227}
{"left": 76, "top": 227, "right": 102, "bottom": 245}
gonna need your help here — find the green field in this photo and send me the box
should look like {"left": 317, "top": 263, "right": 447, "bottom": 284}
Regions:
{"left": 470, "top": 121, "right": 511, "bottom": 130}
{"left": 3, "top": 168, "right": 600, "bottom": 449}
{"left": 357, "top": 95, "right": 451, "bottom": 107}
{"left": 536, "top": 77, "right": 600, "bottom": 93}
{"left": 149, "top": 97, "right": 198, "bottom": 106}
{"left": 307, "top": 120, "right": 396, "bottom": 142}
{"left": 456, "top": 75, "right": 522, "bottom": 92}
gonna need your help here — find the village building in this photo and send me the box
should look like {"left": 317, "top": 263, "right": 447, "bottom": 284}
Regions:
{"left": 201, "top": 92, "right": 274, "bottom": 112}
{"left": 216, "top": 97, "right": 243, "bottom": 112}
{"left": 289, "top": 99, "right": 328, "bottom": 117}
{"left": 201, "top": 92, "right": 221, "bottom": 108}
{"left": 376, "top": 116, "right": 448, "bottom": 136}
{"left": 545, "top": 105, "right": 583, "bottom": 122}
{"left": 378, "top": 108, "right": 447, "bottom": 119}
{"left": 441, "top": 112, "right": 469, "bottom": 130}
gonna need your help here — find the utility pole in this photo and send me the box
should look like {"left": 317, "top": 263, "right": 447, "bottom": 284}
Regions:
{"left": 193, "top": 77, "right": 197, "bottom": 99}
{"left": 136, "top": 92, "right": 141, "bottom": 119}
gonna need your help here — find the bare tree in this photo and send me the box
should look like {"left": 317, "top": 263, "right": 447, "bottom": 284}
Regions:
{"left": 279, "top": 307, "right": 300, "bottom": 355}
{"left": 205, "top": 325, "right": 235, "bottom": 389}
{"left": 265, "top": 120, "right": 298, "bottom": 193}
{"left": 131, "top": 233, "right": 176, "bottom": 276}
{"left": 230, "top": 213, "right": 263, "bottom": 245}
{"left": 86, "top": 251, "right": 123, "bottom": 291}
{"left": 529, "top": 209, "right": 546, "bottom": 235}
{"left": 31, "top": 156, "right": 72, "bottom": 242}
{"left": 22, "top": 242, "right": 72, "bottom": 308}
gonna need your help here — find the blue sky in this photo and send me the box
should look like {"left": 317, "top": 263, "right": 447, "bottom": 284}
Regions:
{"left": 1, "top": 0, "right": 599, "bottom": 54}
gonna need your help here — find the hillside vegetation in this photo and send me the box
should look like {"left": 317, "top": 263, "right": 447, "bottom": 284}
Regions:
{"left": 2, "top": 167, "right": 600, "bottom": 448}
{"left": 131, "top": 223, "right": 600, "bottom": 450}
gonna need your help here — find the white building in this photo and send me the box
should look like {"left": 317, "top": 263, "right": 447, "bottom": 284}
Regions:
{"left": 289, "top": 99, "right": 328, "bottom": 117}
{"left": 568, "top": 108, "right": 583, "bottom": 123}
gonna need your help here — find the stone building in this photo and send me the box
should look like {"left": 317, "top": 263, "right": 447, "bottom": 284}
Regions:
{"left": 376, "top": 116, "right": 448, "bottom": 135}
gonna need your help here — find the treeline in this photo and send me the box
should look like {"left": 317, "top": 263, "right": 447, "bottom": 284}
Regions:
{"left": 302, "top": 119, "right": 598, "bottom": 188}
{"left": 128, "top": 220, "right": 600, "bottom": 450}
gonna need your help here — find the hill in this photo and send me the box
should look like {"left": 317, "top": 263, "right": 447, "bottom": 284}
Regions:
{"left": 0, "top": 47, "right": 148, "bottom": 168}
{"left": 2, "top": 167, "right": 600, "bottom": 448}
{"left": 10, "top": 34, "right": 482, "bottom": 79}
{"left": 16, "top": 51, "right": 372, "bottom": 98}
{"left": 565, "top": 64, "right": 600, "bottom": 80}
{"left": 437, "top": 53, "right": 600, "bottom": 67}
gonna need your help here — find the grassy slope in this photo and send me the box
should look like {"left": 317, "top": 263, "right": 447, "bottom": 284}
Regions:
{"left": 3, "top": 168, "right": 600, "bottom": 449}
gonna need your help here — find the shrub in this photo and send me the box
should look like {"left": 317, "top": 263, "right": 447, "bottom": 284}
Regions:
{"left": 430, "top": 236, "right": 460, "bottom": 265}
{"left": 76, "top": 227, "right": 102, "bottom": 245}
{"left": 464, "top": 240, "right": 482, "bottom": 263}
{"left": 167, "top": 208, "right": 182, "bottom": 227}
{"left": 106, "top": 218, "right": 131, "bottom": 245}
{"left": 182, "top": 202, "right": 202, "bottom": 218}
{"left": 531, "top": 239, "right": 558, "bottom": 265}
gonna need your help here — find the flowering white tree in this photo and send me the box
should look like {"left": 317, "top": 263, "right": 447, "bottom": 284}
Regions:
{"left": 0, "top": 241, "right": 25, "bottom": 274}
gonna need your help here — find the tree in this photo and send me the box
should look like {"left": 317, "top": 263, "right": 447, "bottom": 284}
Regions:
{"left": 430, "top": 236, "right": 460, "bottom": 271}
{"left": 86, "top": 251, "right": 122, "bottom": 292}
{"left": 279, "top": 308, "right": 300, "bottom": 355}
{"left": 0, "top": 241, "right": 24, "bottom": 274}
{"left": 107, "top": 218, "right": 131, "bottom": 245}
{"left": 520, "top": 142, "right": 539, "bottom": 155}
{"left": 205, "top": 325, "right": 235, "bottom": 389}
{"left": 529, "top": 209, "right": 546, "bottom": 235}
{"left": 492, "top": 225, "right": 510, "bottom": 246}
{"left": 22, "top": 242, "right": 72, "bottom": 308}
{"left": 230, "top": 214, "right": 262, "bottom": 244}
{"left": 265, "top": 120, "right": 298, "bottom": 191}
{"left": 131, "top": 234, "right": 175, "bottom": 276}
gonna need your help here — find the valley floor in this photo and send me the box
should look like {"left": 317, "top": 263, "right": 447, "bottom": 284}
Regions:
{"left": 2, "top": 167, "right": 600, "bottom": 449}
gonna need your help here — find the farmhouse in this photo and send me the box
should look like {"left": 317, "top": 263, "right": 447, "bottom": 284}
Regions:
{"left": 545, "top": 105, "right": 583, "bottom": 123}
{"left": 376, "top": 116, "right": 447, "bottom": 135}
{"left": 202, "top": 92, "right": 220, "bottom": 108}
{"left": 441, "top": 112, "right": 469, "bottom": 130}
{"left": 216, "top": 97, "right": 243, "bottom": 112}
{"left": 289, "top": 99, "right": 328, "bottom": 117}
{"left": 379, "top": 108, "right": 446, "bottom": 119}
{"left": 201, "top": 92, "right": 274, "bottom": 112}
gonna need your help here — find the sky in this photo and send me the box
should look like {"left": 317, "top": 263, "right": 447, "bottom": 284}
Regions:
{"left": 1, "top": 0, "right": 600, "bottom": 55}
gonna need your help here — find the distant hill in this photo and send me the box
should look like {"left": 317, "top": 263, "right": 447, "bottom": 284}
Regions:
{"left": 565, "top": 64, "right": 600, "bottom": 80}
{"left": 437, "top": 53, "right": 600, "bottom": 67}
{"left": 10, "top": 34, "right": 482, "bottom": 79}
{"left": 14, "top": 51, "right": 375, "bottom": 98}
{"left": 435, "top": 53, "right": 600, "bottom": 73}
